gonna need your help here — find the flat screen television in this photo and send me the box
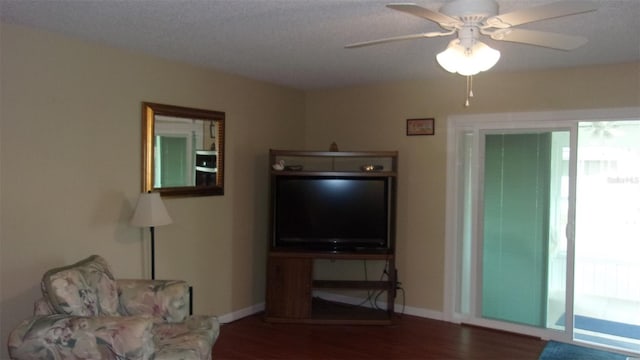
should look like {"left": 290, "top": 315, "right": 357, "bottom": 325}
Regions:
{"left": 273, "top": 176, "right": 391, "bottom": 253}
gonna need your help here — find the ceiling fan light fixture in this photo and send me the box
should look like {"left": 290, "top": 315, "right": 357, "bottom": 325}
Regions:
{"left": 436, "top": 39, "right": 465, "bottom": 73}
{"left": 471, "top": 41, "right": 501, "bottom": 72}
{"left": 436, "top": 39, "right": 500, "bottom": 76}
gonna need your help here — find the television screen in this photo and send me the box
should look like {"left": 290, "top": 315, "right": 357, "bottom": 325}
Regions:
{"left": 273, "top": 176, "right": 390, "bottom": 252}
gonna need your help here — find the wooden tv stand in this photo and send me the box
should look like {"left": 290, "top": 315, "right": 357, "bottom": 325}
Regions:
{"left": 265, "top": 251, "right": 396, "bottom": 324}
{"left": 265, "top": 150, "right": 398, "bottom": 324}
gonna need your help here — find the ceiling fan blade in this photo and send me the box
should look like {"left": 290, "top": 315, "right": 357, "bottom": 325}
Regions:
{"left": 491, "top": 28, "right": 588, "bottom": 50}
{"left": 387, "top": 3, "right": 462, "bottom": 28}
{"left": 345, "top": 32, "right": 451, "bottom": 49}
{"left": 486, "top": 1, "right": 597, "bottom": 28}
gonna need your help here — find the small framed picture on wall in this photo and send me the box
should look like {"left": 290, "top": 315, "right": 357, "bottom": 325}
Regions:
{"left": 407, "top": 118, "right": 435, "bottom": 136}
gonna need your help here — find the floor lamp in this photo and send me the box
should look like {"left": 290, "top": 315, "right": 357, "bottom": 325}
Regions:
{"left": 130, "top": 192, "right": 172, "bottom": 280}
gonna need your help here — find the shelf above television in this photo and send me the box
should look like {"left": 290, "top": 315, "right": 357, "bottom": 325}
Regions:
{"left": 269, "top": 251, "right": 394, "bottom": 260}
{"left": 272, "top": 150, "right": 397, "bottom": 157}
{"left": 270, "top": 149, "right": 398, "bottom": 175}
{"left": 272, "top": 170, "right": 396, "bottom": 177}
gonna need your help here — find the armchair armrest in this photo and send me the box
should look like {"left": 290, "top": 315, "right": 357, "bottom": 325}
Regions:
{"left": 8, "top": 314, "right": 155, "bottom": 360}
{"left": 153, "top": 315, "right": 220, "bottom": 360}
{"left": 117, "top": 279, "right": 189, "bottom": 323}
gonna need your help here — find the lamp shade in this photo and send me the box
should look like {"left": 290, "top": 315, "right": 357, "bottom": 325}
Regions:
{"left": 130, "top": 192, "right": 172, "bottom": 227}
{"left": 437, "top": 39, "right": 500, "bottom": 76}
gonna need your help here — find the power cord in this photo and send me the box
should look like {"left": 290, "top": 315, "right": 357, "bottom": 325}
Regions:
{"left": 314, "top": 259, "right": 405, "bottom": 316}
{"left": 395, "top": 280, "right": 406, "bottom": 317}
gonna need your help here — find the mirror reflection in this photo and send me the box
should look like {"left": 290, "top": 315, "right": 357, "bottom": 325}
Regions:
{"left": 143, "top": 102, "right": 225, "bottom": 196}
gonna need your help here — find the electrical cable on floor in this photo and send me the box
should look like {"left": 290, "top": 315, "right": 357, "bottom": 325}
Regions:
{"left": 395, "top": 283, "right": 406, "bottom": 317}
{"left": 315, "top": 258, "right": 401, "bottom": 314}
{"left": 314, "top": 260, "right": 380, "bottom": 309}
{"left": 363, "top": 259, "right": 388, "bottom": 311}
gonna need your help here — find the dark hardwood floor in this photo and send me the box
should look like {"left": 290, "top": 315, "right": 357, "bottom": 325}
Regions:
{"left": 211, "top": 312, "right": 546, "bottom": 359}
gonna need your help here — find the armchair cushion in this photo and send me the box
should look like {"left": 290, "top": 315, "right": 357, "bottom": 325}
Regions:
{"left": 8, "top": 314, "right": 155, "bottom": 360}
{"left": 117, "top": 279, "right": 189, "bottom": 323}
{"left": 40, "top": 255, "right": 119, "bottom": 317}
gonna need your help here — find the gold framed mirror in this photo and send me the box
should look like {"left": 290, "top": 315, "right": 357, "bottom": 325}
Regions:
{"left": 142, "top": 102, "right": 225, "bottom": 196}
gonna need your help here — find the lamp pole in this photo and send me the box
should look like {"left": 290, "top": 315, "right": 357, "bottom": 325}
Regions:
{"left": 150, "top": 226, "right": 156, "bottom": 280}
{"left": 130, "top": 192, "right": 172, "bottom": 280}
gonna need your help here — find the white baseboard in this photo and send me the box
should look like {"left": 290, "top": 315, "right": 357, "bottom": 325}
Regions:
{"left": 216, "top": 293, "right": 445, "bottom": 324}
{"left": 401, "top": 304, "right": 446, "bottom": 321}
{"left": 217, "top": 302, "right": 264, "bottom": 324}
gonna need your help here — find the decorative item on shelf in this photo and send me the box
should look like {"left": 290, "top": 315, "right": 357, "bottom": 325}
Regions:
{"left": 284, "top": 165, "right": 304, "bottom": 171}
{"left": 360, "top": 164, "right": 384, "bottom": 172}
{"left": 329, "top": 142, "right": 339, "bottom": 152}
{"left": 272, "top": 160, "right": 285, "bottom": 171}
{"left": 130, "top": 192, "right": 172, "bottom": 280}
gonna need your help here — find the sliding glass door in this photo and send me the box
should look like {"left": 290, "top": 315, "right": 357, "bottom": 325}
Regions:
{"left": 573, "top": 121, "right": 640, "bottom": 351}
{"left": 446, "top": 109, "right": 640, "bottom": 355}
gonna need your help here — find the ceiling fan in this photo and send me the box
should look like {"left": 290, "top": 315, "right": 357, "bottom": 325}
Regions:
{"left": 346, "top": 0, "right": 596, "bottom": 106}
{"left": 346, "top": 0, "right": 596, "bottom": 73}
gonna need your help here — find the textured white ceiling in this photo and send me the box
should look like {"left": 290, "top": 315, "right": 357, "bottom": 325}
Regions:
{"left": 1, "top": 0, "right": 639, "bottom": 90}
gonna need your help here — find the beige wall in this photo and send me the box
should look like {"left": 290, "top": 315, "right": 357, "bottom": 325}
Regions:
{"left": 0, "top": 23, "right": 304, "bottom": 353}
{"left": 1, "top": 20, "right": 639, "bottom": 357}
{"left": 304, "top": 63, "right": 640, "bottom": 312}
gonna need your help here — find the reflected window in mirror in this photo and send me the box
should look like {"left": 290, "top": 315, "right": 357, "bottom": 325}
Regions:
{"left": 142, "top": 102, "right": 225, "bottom": 197}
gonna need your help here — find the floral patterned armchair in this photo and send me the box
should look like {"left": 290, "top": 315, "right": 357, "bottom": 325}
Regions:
{"left": 8, "top": 255, "right": 220, "bottom": 360}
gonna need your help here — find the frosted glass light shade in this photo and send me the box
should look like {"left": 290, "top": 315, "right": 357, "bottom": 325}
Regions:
{"left": 130, "top": 192, "right": 172, "bottom": 227}
{"left": 471, "top": 42, "right": 501, "bottom": 72}
{"left": 436, "top": 41, "right": 466, "bottom": 73}
{"left": 437, "top": 39, "right": 500, "bottom": 76}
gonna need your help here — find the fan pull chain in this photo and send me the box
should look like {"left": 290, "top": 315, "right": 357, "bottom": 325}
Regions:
{"left": 465, "top": 75, "right": 474, "bottom": 107}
